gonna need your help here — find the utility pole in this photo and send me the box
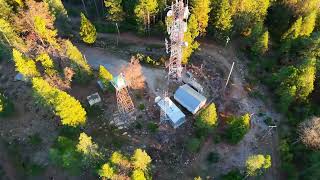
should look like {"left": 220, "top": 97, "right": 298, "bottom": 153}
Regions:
{"left": 224, "top": 61, "right": 235, "bottom": 89}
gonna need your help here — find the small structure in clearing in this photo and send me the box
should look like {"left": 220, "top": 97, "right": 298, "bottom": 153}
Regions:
{"left": 155, "top": 96, "right": 186, "bottom": 128}
{"left": 87, "top": 92, "right": 102, "bottom": 106}
{"left": 174, "top": 84, "right": 207, "bottom": 114}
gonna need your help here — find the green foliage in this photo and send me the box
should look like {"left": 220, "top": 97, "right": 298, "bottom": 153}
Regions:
{"left": 132, "top": 169, "right": 146, "bottom": 180}
{"left": 225, "top": 113, "right": 250, "bottom": 144}
{"left": 191, "top": 0, "right": 211, "bottom": 35}
{"left": 35, "top": 53, "right": 55, "bottom": 70}
{"left": 0, "top": 19, "right": 25, "bottom": 50}
{"left": 138, "top": 103, "right": 145, "bottom": 110}
{"left": 214, "top": 0, "right": 233, "bottom": 32}
{"left": 76, "top": 132, "right": 101, "bottom": 159}
{"left": 99, "top": 65, "right": 113, "bottom": 88}
{"left": 0, "top": 92, "right": 14, "bottom": 117}
{"left": 80, "top": 12, "right": 97, "bottom": 44}
{"left": 131, "top": 149, "right": 152, "bottom": 171}
{"left": 44, "top": 0, "right": 68, "bottom": 19}
{"left": 182, "top": 14, "right": 200, "bottom": 64}
{"left": 245, "top": 154, "right": 271, "bottom": 176}
{"left": 49, "top": 136, "right": 83, "bottom": 174}
{"left": 65, "top": 40, "right": 92, "bottom": 83}
{"left": 28, "top": 133, "right": 42, "bottom": 146}
{"left": 134, "top": 53, "right": 161, "bottom": 66}
{"left": 134, "top": 0, "right": 158, "bottom": 32}
{"left": 221, "top": 170, "right": 243, "bottom": 180}
{"left": 147, "top": 122, "right": 158, "bottom": 133}
{"left": 300, "top": 11, "right": 317, "bottom": 37}
{"left": 33, "top": 15, "right": 59, "bottom": 47}
{"left": 195, "top": 103, "right": 218, "bottom": 135}
{"left": 13, "top": 49, "right": 40, "bottom": 78}
{"left": 187, "top": 138, "right": 201, "bottom": 152}
{"left": 32, "top": 77, "right": 87, "bottom": 127}
{"left": 98, "top": 163, "right": 114, "bottom": 179}
{"left": 104, "top": 0, "right": 125, "bottom": 22}
{"left": 251, "top": 31, "right": 269, "bottom": 55}
{"left": 0, "top": 0, "right": 13, "bottom": 20}
{"left": 207, "top": 152, "right": 219, "bottom": 164}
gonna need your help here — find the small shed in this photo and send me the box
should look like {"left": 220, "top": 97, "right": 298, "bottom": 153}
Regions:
{"left": 87, "top": 92, "right": 102, "bottom": 106}
{"left": 174, "top": 84, "right": 207, "bottom": 114}
{"left": 155, "top": 96, "right": 186, "bottom": 129}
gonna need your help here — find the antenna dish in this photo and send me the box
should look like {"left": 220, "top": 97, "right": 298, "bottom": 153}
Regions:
{"left": 167, "top": 10, "right": 173, "bottom": 17}
{"left": 183, "top": 7, "right": 189, "bottom": 19}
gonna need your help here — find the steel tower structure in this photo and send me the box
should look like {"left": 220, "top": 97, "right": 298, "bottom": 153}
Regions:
{"left": 165, "top": 0, "right": 189, "bottom": 81}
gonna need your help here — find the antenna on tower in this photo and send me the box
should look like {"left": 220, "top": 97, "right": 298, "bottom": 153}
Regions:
{"left": 165, "top": 0, "right": 189, "bottom": 82}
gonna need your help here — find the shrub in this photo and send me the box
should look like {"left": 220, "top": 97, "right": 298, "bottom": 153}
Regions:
{"left": 221, "top": 170, "right": 243, "bottom": 180}
{"left": 187, "top": 138, "right": 201, "bottom": 152}
{"left": 147, "top": 122, "right": 158, "bottom": 133}
{"left": 98, "top": 163, "right": 114, "bottom": 179}
{"left": 195, "top": 103, "right": 218, "bottom": 136}
{"left": 131, "top": 149, "right": 152, "bottom": 171}
{"left": 0, "top": 93, "right": 14, "bottom": 117}
{"left": 138, "top": 104, "right": 145, "bottom": 110}
{"left": 224, "top": 113, "right": 251, "bottom": 144}
{"left": 28, "top": 133, "right": 42, "bottom": 146}
{"left": 246, "top": 154, "right": 271, "bottom": 176}
{"left": 207, "top": 152, "right": 219, "bottom": 164}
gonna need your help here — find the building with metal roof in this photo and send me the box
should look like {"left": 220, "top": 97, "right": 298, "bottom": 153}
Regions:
{"left": 155, "top": 96, "right": 186, "bottom": 129}
{"left": 174, "top": 84, "right": 207, "bottom": 114}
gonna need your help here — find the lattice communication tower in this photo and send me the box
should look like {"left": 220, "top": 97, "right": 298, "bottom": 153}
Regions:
{"left": 165, "top": 0, "right": 189, "bottom": 81}
{"left": 111, "top": 73, "right": 135, "bottom": 120}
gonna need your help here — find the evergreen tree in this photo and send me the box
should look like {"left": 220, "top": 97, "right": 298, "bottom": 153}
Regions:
{"left": 131, "top": 149, "right": 151, "bottom": 171}
{"left": 246, "top": 154, "right": 271, "bottom": 176}
{"left": 104, "top": 0, "right": 125, "bottom": 22}
{"left": 99, "top": 65, "right": 113, "bottom": 88}
{"left": 191, "top": 0, "right": 211, "bottom": 35}
{"left": 134, "top": 0, "right": 158, "bottom": 33}
{"left": 44, "top": 0, "right": 68, "bottom": 19}
{"left": 65, "top": 40, "right": 92, "bottom": 83}
{"left": 80, "top": 13, "right": 97, "bottom": 44}
{"left": 300, "top": 11, "right": 317, "bottom": 37}
{"left": 251, "top": 31, "right": 269, "bottom": 55}
{"left": 36, "top": 53, "right": 55, "bottom": 69}
{"left": 214, "top": 0, "right": 233, "bottom": 32}
{"left": 0, "top": 92, "right": 14, "bottom": 117}
{"left": 132, "top": 169, "right": 146, "bottom": 180}
{"left": 182, "top": 14, "right": 200, "bottom": 64}
{"left": 282, "top": 17, "right": 303, "bottom": 40}
{"left": 76, "top": 132, "right": 100, "bottom": 158}
{"left": 12, "top": 49, "right": 40, "bottom": 77}
{"left": 0, "top": 18, "right": 25, "bottom": 50}
{"left": 0, "top": 0, "right": 13, "bottom": 20}
{"left": 98, "top": 163, "right": 114, "bottom": 179}
{"left": 195, "top": 103, "right": 218, "bottom": 132}
{"left": 295, "top": 57, "right": 316, "bottom": 101}
{"left": 225, "top": 113, "right": 251, "bottom": 144}
{"left": 33, "top": 15, "right": 59, "bottom": 47}
{"left": 32, "top": 77, "right": 87, "bottom": 127}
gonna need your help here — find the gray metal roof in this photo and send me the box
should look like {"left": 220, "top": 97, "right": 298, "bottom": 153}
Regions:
{"left": 174, "top": 84, "right": 207, "bottom": 114}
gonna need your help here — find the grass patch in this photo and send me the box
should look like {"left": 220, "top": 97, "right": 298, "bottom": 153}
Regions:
{"left": 186, "top": 138, "right": 202, "bottom": 152}
{"left": 138, "top": 104, "right": 145, "bottom": 110}
{"left": 28, "top": 133, "right": 42, "bottom": 146}
{"left": 147, "top": 122, "right": 158, "bottom": 133}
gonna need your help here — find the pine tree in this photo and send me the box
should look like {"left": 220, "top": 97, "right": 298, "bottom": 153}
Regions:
{"left": 251, "top": 31, "right": 269, "bottom": 55}
{"left": 134, "top": 0, "right": 158, "bottom": 33}
{"left": 44, "top": 0, "right": 68, "bottom": 19}
{"left": 214, "top": 0, "right": 233, "bottom": 32}
{"left": 65, "top": 40, "right": 92, "bottom": 83}
{"left": 195, "top": 103, "right": 218, "bottom": 132}
{"left": 0, "top": 0, "right": 13, "bottom": 20}
{"left": 34, "top": 15, "right": 59, "bottom": 47}
{"left": 131, "top": 149, "right": 151, "bottom": 171}
{"left": 182, "top": 14, "right": 200, "bottom": 64}
{"left": 282, "top": 17, "right": 303, "bottom": 40}
{"left": 300, "top": 11, "right": 317, "bottom": 37}
{"left": 36, "top": 53, "right": 55, "bottom": 69}
{"left": 98, "top": 163, "right": 114, "bottom": 179}
{"left": 191, "top": 0, "right": 211, "bottom": 35}
{"left": 104, "top": 0, "right": 125, "bottom": 22}
{"left": 0, "top": 18, "right": 25, "bottom": 50}
{"left": 131, "top": 169, "right": 146, "bottom": 180}
{"left": 246, "top": 154, "right": 271, "bottom": 176}
{"left": 296, "top": 57, "right": 316, "bottom": 101}
{"left": 12, "top": 49, "right": 40, "bottom": 77}
{"left": 99, "top": 65, "right": 113, "bottom": 88}
{"left": 76, "top": 132, "right": 100, "bottom": 158}
{"left": 32, "top": 77, "right": 87, "bottom": 127}
{"left": 80, "top": 13, "right": 97, "bottom": 44}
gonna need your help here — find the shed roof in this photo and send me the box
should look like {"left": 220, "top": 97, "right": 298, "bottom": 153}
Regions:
{"left": 111, "top": 73, "right": 127, "bottom": 91}
{"left": 174, "top": 84, "right": 207, "bottom": 114}
{"left": 87, "top": 92, "right": 101, "bottom": 106}
{"left": 156, "top": 97, "right": 185, "bottom": 124}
